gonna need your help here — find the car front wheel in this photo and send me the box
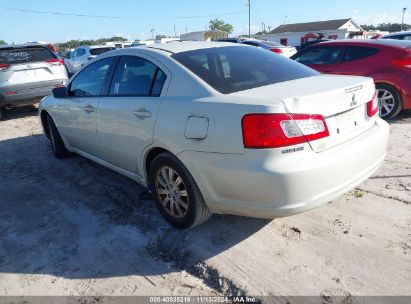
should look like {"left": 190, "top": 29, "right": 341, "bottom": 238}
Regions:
{"left": 376, "top": 84, "right": 403, "bottom": 119}
{"left": 149, "top": 152, "right": 212, "bottom": 229}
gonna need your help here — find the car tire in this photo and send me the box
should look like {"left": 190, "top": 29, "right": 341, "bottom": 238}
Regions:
{"left": 46, "top": 115, "right": 69, "bottom": 158}
{"left": 148, "top": 152, "right": 212, "bottom": 229}
{"left": 376, "top": 84, "right": 403, "bottom": 119}
{"left": 0, "top": 107, "right": 3, "bottom": 120}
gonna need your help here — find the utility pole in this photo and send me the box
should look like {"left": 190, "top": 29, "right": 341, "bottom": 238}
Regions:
{"left": 401, "top": 7, "right": 407, "bottom": 31}
{"left": 174, "top": 24, "right": 177, "bottom": 37}
{"left": 248, "top": 0, "right": 251, "bottom": 37}
{"left": 150, "top": 28, "right": 154, "bottom": 39}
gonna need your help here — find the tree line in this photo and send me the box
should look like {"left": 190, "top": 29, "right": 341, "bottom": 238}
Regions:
{"left": 361, "top": 23, "right": 410, "bottom": 32}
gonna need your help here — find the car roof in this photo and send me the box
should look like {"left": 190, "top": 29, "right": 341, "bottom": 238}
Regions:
{"left": 315, "top": 39, "right": 411, "bottom": 49}
{"left": 382, "top": 31, "right": 411, "bottom": 37}
{"left": 145, "top": 41, "right": 242, "bottom": 53}
{"left": 0, "top": 43, "right": 48, "bottom": 49}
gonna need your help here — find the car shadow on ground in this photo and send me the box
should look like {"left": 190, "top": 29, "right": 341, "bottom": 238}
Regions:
{"left": 387, "top": 109, "right": 411, "bottom": 124}
{"left": 0, "top": 105, "right": 39, "bottom": 121}
{"left": 0, "top": 134, "right": 270, "bottom": 279}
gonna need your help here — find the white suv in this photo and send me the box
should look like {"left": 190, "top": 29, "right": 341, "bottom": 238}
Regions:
{"left": 64, "top": 45, "right": 115, "bottom": 75}
{"left": 0, "top": 43, "right": 68, "bottom": 119}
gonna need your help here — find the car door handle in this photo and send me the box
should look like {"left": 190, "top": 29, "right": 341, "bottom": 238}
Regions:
{"left": 83, "top": 104, "right": 95, "bottom": 113}
{"left": 133, "top": 108, "right": 151, "bottom": 118}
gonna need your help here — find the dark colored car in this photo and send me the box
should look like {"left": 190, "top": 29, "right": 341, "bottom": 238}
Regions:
{"left": 381, "top": 31, "right": 411, "bottom": 41}
{"left": 216, "top": 38, "right": 244, "bottom": 43}
{"left": 299, "top": 39, "right": 330, "bottom": 50}
{"left": 291, "top": 39, "right": 411, "bottom": 119}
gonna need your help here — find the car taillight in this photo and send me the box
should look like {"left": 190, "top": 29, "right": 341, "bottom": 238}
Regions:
{"left": 367, "top": 92, "right": 379, "bottom": 117}
{"left": 242, "top": 113, "right": 329, "bottom": 148}
{"left": 392, "top": 54, "right": 411, "bottom": 68}
{"left": 45, "top": 58, "right": 64, "bottom": 65}
{"left": 0, "top": 63, "right": 10, "bottom": 71}
{"left": 270, "top": 48, "right": 283, "bottom": 54}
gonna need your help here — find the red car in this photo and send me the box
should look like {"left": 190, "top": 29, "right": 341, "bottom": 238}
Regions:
{"left": 291, "top": 39, "right": 411, "bottom": 119}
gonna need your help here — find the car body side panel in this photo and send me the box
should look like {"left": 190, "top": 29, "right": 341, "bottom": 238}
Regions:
{"left": 152, "top": 96, "right": 286, "bottom": 156}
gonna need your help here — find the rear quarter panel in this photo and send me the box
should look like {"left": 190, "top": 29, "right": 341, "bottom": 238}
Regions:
{"left": 152, "top": 96, "right": 286, "bottom": 156}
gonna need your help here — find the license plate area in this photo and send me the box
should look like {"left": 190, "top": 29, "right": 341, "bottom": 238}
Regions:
{"left": 335, "top": 110, "right": 357, "bottom": 135}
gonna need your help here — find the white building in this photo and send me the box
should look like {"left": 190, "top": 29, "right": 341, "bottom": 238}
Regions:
{"left": 259, "top": 18, "right": 364, "bottom": 47}
{"left": 180, "top": 30, "right": 228, "bottom": 41}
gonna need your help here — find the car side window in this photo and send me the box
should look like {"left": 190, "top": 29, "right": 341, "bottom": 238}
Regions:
{"left": 403, "top": 35, "right": 411, "bottom": 41}
{"left": 294, "top": 47, "right": 344, "bottom": 64}
{"left": 69, "top": 57, "right": 115, "bottom": 97}
{"left": 77, "top": 49, "right": 86, "bottom": 57}
{"left": 341, "top": 46, "right": 379, "bottom": 62}
{"left": 109, "top": 56, "right": 166, "bottom": 96}
{"left": 71, "top": 49, "right": 78, "bottom": 58}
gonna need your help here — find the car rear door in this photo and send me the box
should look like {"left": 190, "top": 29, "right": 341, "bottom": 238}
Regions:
{"left": 54, "top": 56, "right": 117, "bottom": 156}
{"left": 95, "top": 54, "right": 168, "bottom": 176}
{"left": 322, "top": 46, "right": 381, "bottom": 76}
{"left": 293, "top": 45, "right": 345, "bottom": 74}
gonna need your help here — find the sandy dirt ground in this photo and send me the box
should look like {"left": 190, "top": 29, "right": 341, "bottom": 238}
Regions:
{"left": 0, "top": 106, "right": 410, "bottom": 302}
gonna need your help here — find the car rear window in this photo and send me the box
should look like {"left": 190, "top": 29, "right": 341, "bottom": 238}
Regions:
{"left": 171, "top": 46, "right": 318, "bottom": 94}
{"left": 89, "top": 47, "right": 115, "bottom": 56}
{"left": 0, "top": 47, "right": 55, "bottom": 64}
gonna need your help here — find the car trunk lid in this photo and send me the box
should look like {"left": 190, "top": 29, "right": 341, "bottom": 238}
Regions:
{"left": 231, "top": 74, "right": 377, "bottom": 152}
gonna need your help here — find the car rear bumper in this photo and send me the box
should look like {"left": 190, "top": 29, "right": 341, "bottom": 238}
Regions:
{"left": 178, "top": 118, "right": 389, "bottom": 218}
{"left": 0, "top": 80, "right": 63, "bottom": 108}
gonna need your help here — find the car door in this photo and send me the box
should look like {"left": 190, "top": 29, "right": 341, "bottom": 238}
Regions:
{"left": 54, "top": 56, "right": 117, "bottom": 156}
{"left": 71, "top": 48, "right": 87, "bottom": 73}
{"left": 96, "top": 55, "right": 168, "bottom": 176}
{"left": 293, "top": 46, "right": 345, "bottom": 74}
{"left": 324, "top": 46, "right": 381, "bottom": 76}
{"left": 64, "top": 49, "right": 78, "bottom": 74}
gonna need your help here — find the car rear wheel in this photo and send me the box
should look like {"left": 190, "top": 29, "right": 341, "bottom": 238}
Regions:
{"left": 148, "top": 152, "right": 212, "bottom": 229}
{"left": 46, "top": 115, "right": 69, "bottom": 158}
{"left": 376, "top": 84, "right": 403, "bottom": 119}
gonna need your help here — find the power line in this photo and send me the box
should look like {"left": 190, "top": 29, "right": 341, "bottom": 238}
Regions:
{"left": 0, "top": 6, "right": 246, "bottom": 20}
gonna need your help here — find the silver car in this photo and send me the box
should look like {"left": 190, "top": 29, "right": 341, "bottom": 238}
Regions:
{"left": 0, "top": 43, "right": 68, "bottom": 119}
{"left": 39, "top": 42, "right": 389, "bottom": 229}
{"left": 64, "top": 45, "right": 115, "bottom": 75}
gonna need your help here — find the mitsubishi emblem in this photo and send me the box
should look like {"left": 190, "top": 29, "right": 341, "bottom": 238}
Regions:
{"left": 350, "top": 94, "right": 358, "bottom": 107}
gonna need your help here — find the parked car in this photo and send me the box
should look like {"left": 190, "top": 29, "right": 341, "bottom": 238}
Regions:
{"left": 39, "top": 42, "right": 389, "bottom": 228}
{"left": 291, "top": 39, "right": 411, "bottom": 119}
{"left": 64, "top": 45, "right": 115, "bottom": 75}
{"left": 241, "top": 39, "right": 297, "bottom": 57}
{"left": 381, "top": 31, "right": 411, "bottom": 41}
{"left": 0, "top": 43, "right": 68, "bottom": 119}
{"left": 216, "top": 38, "right": 244, "bottom": 43}
{"left": 299, "top": 39, "right": 330, "bottom": 50}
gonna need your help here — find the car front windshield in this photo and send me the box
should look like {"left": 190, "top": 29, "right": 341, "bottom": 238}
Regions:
{"left": 171, "top": 46, "right": 318, "bottom": 94}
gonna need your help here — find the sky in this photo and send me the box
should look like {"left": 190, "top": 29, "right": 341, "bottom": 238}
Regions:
{"left": 0, "top": 0, "right": 409, "bottom": 44}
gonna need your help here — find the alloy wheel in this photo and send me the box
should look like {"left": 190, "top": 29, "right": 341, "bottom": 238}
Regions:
{"left": 155, "top": 166, "right": 189, "bottom": 218}
{"left": 377, "top": 88, "right": 395, "bottom": 118}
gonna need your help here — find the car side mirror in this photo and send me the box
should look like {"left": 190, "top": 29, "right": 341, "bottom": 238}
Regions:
{"left": 52, "top": 86, "right": 68, "bottom": 98}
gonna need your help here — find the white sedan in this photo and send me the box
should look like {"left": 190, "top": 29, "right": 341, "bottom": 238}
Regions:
{"left": 39, "top": 42, "right": 389, "bottom": 228}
